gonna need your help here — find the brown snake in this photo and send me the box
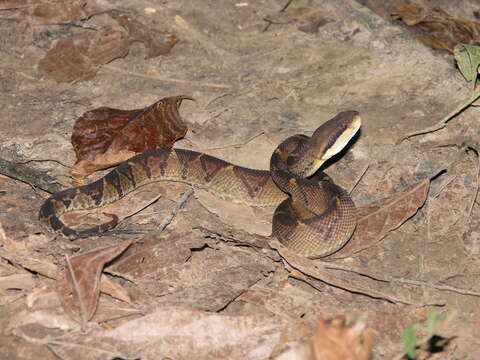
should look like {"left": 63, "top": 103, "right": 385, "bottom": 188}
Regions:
{"left": 39, "top": 111, "right": 361, "bottom": 258}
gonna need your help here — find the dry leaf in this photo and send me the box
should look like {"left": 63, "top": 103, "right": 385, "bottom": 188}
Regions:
{"left": 312, "top": 315, "right": 373, "bottom": 360}
{"left": 106, "top": 232, "right": 275, "bottom": 311}
{"left": 109, "top": 11, "right": 178, "bottom": 59}
{"left": 270, "top": 239, "right": 413, "bottom": 304}
{"left": 330, "top": 179, "right": 429, "bottom": 259}
{"left": 38, "top": 25, "right": 130, "bottom": 82}
{"left": 99, "top": 274, "right": 132, "bottom": 304}
{"left": 70, "top": 95, "right": 191, "bottom": 178}
{"left": 34, "top": 6, "right": 178, "bottom": 82}
{"left": 56, "top": 240, "right": 132, "bottom": 324}
{"left": 48, "top": 308, "right": 299, "bottom": 359}
{"left": 5, "top": 309, "right": 78, "bottom": 334}
{"left": 393, "top": 4, "right": 480, "bottom": 52}
{"left": 0, "top": 0, "right": 115, "bottom": 47}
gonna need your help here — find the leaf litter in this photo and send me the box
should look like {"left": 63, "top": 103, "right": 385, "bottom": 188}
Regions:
{"left": 70, "top": 95, "right": 191, "bottom": 179}
{"left": 1, "top": 0, "right": 178, "bottom": 82}
{"left": 3, "top": 1, "right": 480, "bottom": 358}
{"left": 56, "top": 240, "right": 132, "bottom": 324}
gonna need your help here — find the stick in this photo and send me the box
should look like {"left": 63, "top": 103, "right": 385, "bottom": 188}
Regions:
{"left": 0, "top": 157, "right": 62, "bottom": 193}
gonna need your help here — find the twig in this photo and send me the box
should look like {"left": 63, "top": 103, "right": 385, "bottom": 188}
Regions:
{"left": 0, "top": 157, "right": 62, "bottom": 193}
{"left": 393, "top": 277, "right": 480, "bottom": 297}
{"left": 173, "top": 15, "right": 231, "bottom": 59}
{"left": 17, "top": 158, "right": 71, "bottom": 168}
{"left": 199, "top": 131, "right": 266, "bottom": 152}
{"left": 348, "top": 163, "right": 369, "bottom": 194}
{"left": 158, "top": 186, "right": 194, "bottom": 232}
{"left": 398, "top": 89, "right": 480, "bottom": 143}
{"left": 88, "top": 188, "right": 194, "bottom": 238}
{"left": 103, "top": 65, "right": 232, "bottom": 89}
{"left": 263, "top": 0, "right": 295, "bottom": 32}
{"left": 463, "top": 142, "right": 480, "bottom": 220}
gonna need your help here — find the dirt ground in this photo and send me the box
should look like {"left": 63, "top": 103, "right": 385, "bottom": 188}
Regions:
{"left": 1, "top": 0, "right": 480, "bottom": 359}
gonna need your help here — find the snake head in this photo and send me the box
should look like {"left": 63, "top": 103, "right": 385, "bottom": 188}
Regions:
{"left": 305, "top": 111, "right": 361, "bottom": 176}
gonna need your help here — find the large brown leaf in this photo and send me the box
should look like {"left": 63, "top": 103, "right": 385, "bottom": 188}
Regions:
{"left": 109, "top": 11, "right": 179, "bottom": 59}
{"left": 70, "top": 95, "right": 191, "bottom": 178}
{"left": 35, "top": 7, "right": 178, "bottom": 82}
{"left": 56, "top": 240, "right": 132, "bottom": 324}
{"left": 393, "top": 4, "right": 480, "bottom": 53}
{"left": 329, "top": 179, "right": 429, "bottom": 259}
{"left": 38, "top": 25, "right": 130, "bottom": 82}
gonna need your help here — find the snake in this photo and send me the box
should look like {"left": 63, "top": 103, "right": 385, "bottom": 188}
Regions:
{"left": 39, "top": 111, "right": 361, "bottom": 258}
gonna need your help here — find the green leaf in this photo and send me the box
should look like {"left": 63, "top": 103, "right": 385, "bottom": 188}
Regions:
{"left": 454, "top": 44, "right": 480, "bottom": 87}
{"left": 426, "top": 308, "right": 445, "bottom": 337}
{"left": 401, "top": 324, "right": 420, "bottom": 359}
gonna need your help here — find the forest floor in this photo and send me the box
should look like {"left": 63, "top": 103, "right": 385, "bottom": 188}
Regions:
{"left": 1, "top": 0, "right": 480, "bottom": 359}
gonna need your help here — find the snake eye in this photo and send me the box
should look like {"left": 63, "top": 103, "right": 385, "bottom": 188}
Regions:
{"left": 287, "top": 156, "right": 296, "bottom": 167}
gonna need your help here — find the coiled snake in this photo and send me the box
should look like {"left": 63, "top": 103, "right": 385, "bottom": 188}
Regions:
{"left": 39, "top": 111, "right": 361, "bottom": 258}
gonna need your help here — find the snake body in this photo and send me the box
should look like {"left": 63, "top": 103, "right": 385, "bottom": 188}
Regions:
{"left": 39, "top": 111, "right": 361, "bottom": 258}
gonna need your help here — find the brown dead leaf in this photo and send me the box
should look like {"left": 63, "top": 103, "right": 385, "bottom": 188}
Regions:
{"left": 270, "top": 239, "right": 414, "bottom": 304}
{"left": 99, "top": 274, "right": 132, "bottom": 304}
{"left": 70, "top": 95, "right": 191, "bottom": 178}
{"left": 107, "top": 232, "right": 203, "bottom": 281}
{"left": 312, "top": 315, "right": 373, "bottom": 360}
{"left": 107, "top": 232, "right": 275, "bottom": 311}
{"left": 109, "top": 11, "right": 179, "bottom": 59}
{"left": 330, "top": 179, "right": 429, "bottom": 259}
{"left": 35, "top": 7, "right": 178, "bottom": 82}
{"left": 393, "top": 4, "right": 480, "bottom": 52}
{"left": 56, "top": 240, "right": 132, "bottom": 324}
{"left": 5, "top": 308, "right": 78, "bottom": 334}
{"left": 38, "top": 25, "right": 130, "bottom": 82}
{"left": 47, "top": 307, "right": 302, "bottom": 360}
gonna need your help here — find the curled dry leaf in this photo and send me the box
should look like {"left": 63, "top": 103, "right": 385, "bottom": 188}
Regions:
{"left": 330, "top": 179, "right": 429, "bottom": 259}
{"left": 56, "top": 240, "right": 132, "bottom": 324}
{"left": 393, "top": 4, "right": 480, "bottom": 52}
{"left": 70, "top": 95, "right": 191, "bottom": 179}
{"left": 312, "top": 315, "right": 373, "bottom": 360}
